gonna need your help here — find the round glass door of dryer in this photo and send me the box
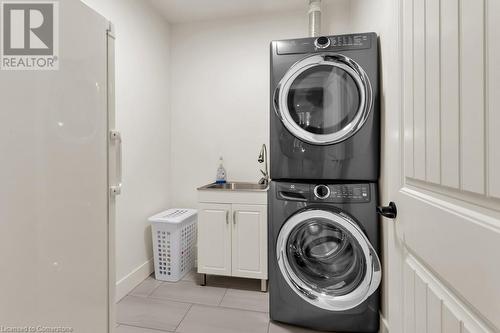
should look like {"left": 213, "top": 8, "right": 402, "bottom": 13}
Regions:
{"left": 276, "top": 209, "right": 381, "bottom": 311}
{"left": 274, "top": 54, "right": 373, "bottom": 145}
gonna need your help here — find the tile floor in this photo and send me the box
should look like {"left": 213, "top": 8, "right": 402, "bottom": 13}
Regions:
{"left": 116, "top": 270, "right": 324, "bottom": 333}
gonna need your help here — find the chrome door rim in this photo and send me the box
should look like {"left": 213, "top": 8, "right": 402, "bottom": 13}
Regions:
{"left": 276, "top": 209, "right": 381, "bottom": 311}
{"left": 274, "top": 53, "right": 373, "bottom": 145}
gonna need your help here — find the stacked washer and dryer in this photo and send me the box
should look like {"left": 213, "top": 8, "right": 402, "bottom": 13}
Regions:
{"left": 268, "top": 32, "right": 381, "bottom": 332}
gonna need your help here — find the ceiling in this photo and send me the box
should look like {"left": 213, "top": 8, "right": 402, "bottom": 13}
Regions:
{"left": 148, "top": 0, "right": 307, "bottom": 24}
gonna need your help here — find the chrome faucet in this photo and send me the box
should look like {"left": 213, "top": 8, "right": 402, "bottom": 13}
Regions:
{"left": 258, "top": 144, "right": 269, "bottom": 185}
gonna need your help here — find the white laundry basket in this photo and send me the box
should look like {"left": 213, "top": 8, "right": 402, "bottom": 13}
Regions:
{"left": 149, "top": 208, "right": 197, "bottom": 282}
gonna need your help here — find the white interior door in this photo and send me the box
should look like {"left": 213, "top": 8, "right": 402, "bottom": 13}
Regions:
{"left": 0, "top": 0, "right": 113, "bottom": 331}
{"left": 386, "top": 0, "right": 500, "bottom": 332}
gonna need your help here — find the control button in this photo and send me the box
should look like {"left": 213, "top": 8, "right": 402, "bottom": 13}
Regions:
{"left": 314, "top": 36, "right": 331, "bottom": 49}
{"left": 314, "top": 185, "right": 331, "bottom": 200}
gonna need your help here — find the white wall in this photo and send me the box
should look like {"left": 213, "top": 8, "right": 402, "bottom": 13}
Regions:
{"left": 169, "top": 11, "right": 306, "bottom": 208}
{"left": 169, "top": 9, "right": 359, "bottom": 208}
{"left": 81, "top": 0, "right": 171, "bottom": 299}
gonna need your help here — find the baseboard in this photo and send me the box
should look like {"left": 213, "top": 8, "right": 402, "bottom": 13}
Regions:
{"left": 379, "top": 313, "right": 389, "bottom": 333}
{"left": 115, "top": 258, "right": 154, "bottom": 302}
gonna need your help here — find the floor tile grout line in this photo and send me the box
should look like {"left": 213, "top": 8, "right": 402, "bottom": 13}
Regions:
{"left": 146, "top": 294, "right": 226, "bottom": 308}
{"left": 127, "top": 278, "right": 164, "bottom": 299}
{"left": 187, "top": 302, "right": 271, "bottom": 317}
{"left": 116, "top": 323, "right": 173, "bottom": 332}
{"left": 170, "top": 303, "right": 270, "bottom": 333}
{"left": 217, "top": 288, "right": 229, "bottom": 306}
{"left": 117, "top": 298, "right": 270, "bottom": 333}
{"left": 126, "top": 292, "right": 269, "bottom": 315}
{"left": 173, "top": 302, "right": 194, "bottom": 333}
{"left": 120, "top": 275, "right": 272, "bottom": 332}
{"left": 217, "top": 304, "right": 269, "bottom": 314}
{"left": 122, "top": 285, "right": 269, "bottom": 313}
{"left": 146, "top": 281, "right": 165, "bottom": 297}
{"left": 120, "top": 294, "right": 210, "bottom": 314}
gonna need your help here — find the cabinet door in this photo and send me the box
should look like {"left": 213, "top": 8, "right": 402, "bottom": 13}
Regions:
{"left": 197, "top": 203, "right": 232, "bottom": 276}
{"left": 231, "top": 204, "right": 268, "bottom": 279}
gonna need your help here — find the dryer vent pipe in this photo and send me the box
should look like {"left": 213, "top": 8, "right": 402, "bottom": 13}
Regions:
{"left": 308, "top": 0, "right": 322, "bottom": 37}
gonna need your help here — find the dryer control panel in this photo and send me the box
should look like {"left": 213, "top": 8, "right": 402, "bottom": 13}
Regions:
{"left": 276, "top": 33, "right": 374, "bottom": 55}
{"left": 312, "top": 184, "right": 371, "bottom": 203}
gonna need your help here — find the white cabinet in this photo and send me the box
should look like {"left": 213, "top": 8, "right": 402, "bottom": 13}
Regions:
{"left": 231, "top": 204, "right": 267, "bottom": 279}
{"left": 197, "top": 203, "right": 232, "bottom": 276}
{"left": 197, "top": 189, "right": 268, "bottom": 288}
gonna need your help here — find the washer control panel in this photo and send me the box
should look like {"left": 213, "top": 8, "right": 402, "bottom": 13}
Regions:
{"left": 311, "top": 184, "right": 371, "bottom": 203}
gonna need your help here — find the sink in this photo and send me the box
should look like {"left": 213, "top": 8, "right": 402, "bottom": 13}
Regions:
{"left": 198, "top": 182, "right": 268, "bottom": 191}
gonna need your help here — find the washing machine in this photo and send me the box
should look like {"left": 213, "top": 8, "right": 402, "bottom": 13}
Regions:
{"left": 270, "top": 32, "right": 379, "bottom": 181}
{"left": 268, "top": 181, "right": 381, "bottom": 332}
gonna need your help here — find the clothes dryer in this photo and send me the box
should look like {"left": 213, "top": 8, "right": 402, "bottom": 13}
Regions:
{"left": 270, "top": 33, "right": 379, "bottom": 181}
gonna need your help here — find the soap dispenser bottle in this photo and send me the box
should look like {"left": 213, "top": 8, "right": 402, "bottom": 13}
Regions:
{"left": 216, "top": 156, "right": 227, "bottom": 184}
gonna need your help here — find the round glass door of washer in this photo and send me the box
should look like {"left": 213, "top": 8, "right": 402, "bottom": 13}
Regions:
{"left": 276, "top": 209, "right": 381, "bottom": 311}
{"left": 274, "top": 54, "right": 373, "bottom": 145}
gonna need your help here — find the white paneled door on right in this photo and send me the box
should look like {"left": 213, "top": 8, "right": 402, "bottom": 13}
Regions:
{"left": 392, "top": 0, "right": 500, "bottom": 332}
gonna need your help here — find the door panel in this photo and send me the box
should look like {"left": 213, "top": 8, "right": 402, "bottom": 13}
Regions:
{"left": 414, "top": 274, "right": 427, "bottom": 333}
{"left": 412, "top": 0, "right": 426, "bottom": 181}
{"left": 231, "top": 204, "right": 267, "bottom": 279}
{"left": 442, "top": 307, "right": 461, "bottom": 333}
{"left": 459, "top": 0, "right": 485, "bottom": 194}
{"left": 488, "top": 0, "right": 500, "bottom": 199}
{"left": 398, "top": 0, "right": 500, "bottom": 331}
{"left": 400, "top": 189, "right": 500, "bottom": 328}
{"left": 404, "top": 0, "right": 498, "bottom": 196}
{"left": 403, "top": 256, "right": 494, "bottom": 333}
{"left": 0, "top": 0, "right": 111, "bottom": 331}
{"left": 427, "top": 287, "right": 442, "bottom": 333}
{"left": 440, "top": 0, "right": 460, "bottom": 189}
{"left": 197, "top": 203, "right": 232, "bottom": 276}
{"left": 403, "top": 262, "right": 416, "bottom": 333}
{"left": 403, "top": 0, "right": 414, "bottom": 179}
{"left": 424, "top": 0, "right": 440, "bottom": 184}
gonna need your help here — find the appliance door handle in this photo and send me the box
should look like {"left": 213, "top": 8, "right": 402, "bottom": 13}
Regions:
{"left": 226, "top": 210, "right": 229, "bottom": 225}
{"left": 110, "top": 130, "right": 122, "bottom": 196}
{"left": 366, "top": 244, "right": 382, "bottom": 298}
{"left": 273, "top": 85, "right": 282, "bottom": 120}
{"left": 278, "top": 191, "right": 307, "bottom": 202}
{"left": 233, "top": 211, "right": 236, "bottom": 225}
